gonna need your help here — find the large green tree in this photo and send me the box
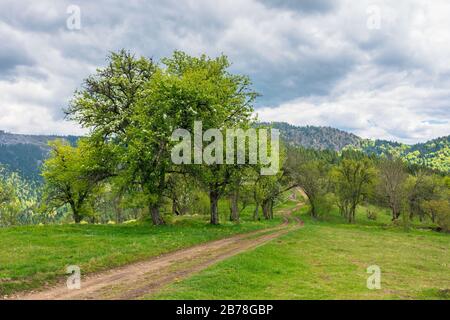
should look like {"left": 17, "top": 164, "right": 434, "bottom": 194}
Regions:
{"left": 66, "top": 50, "right": 257, "bottom": 225}
{"left": 65, "top": 50, "right": 170, "bottom": 224}
{"left": 162, "top": 52, "right": 258, "bottom": 225}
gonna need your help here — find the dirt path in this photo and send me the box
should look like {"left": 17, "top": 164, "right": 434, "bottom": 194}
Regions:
{"left": 12, "top": 204, "right": 303, "bottom": 300}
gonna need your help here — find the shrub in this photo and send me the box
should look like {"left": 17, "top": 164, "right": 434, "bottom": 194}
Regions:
{"left": 435, "top": 203, "right": 450, "bottom": 232}
{"left": 423, "top": 200, "right": 450, "bottom": 232}
{"left": 366, "top": 209, "right": 377, "bottom": 220}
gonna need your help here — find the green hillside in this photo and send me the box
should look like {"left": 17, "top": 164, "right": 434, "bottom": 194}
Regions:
{"left": 264, "top": 122, "right": 449, "bottom": 173}
{"left": 0, "top": 131, "right": 77, "bottom": 180}
{"left": 350, "top": 136, "right": 450, "bottom": 173}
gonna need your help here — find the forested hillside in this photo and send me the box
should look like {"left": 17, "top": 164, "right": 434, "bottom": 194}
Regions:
{"left": 263, "top": 122, "right": 363, "bottom": 151}
{"left": 349, "top": 136, "right": 450, "bottom": 173}
{"left": 0, "top": 131, "right": 77, "bottom": 180}
{"left": 264, "top": 122, "right": 450, "bottom": 173}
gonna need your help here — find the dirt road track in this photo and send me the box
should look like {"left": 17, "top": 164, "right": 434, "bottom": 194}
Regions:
{"left": 12, "top": 204, "right": 303, "bottom": 300}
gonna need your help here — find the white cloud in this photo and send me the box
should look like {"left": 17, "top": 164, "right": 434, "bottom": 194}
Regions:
{"left": 0, "top": 103, "right": 86, "bottom": 135}
{"left": 257, "top": 67, "right": 450, "bottom": 144}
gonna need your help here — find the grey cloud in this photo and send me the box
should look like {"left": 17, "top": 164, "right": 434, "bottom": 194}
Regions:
{"left": 0, "top": 0, "right": 448, "bottom": 142}
{"left": 253, "top": 53, "right": 357, "bottom": 106}
{"left": 258, "top": 0, "right": 337, "bottom": 13}
{"left": 0, "top": 48, "right": 33, "bottom": 77}
{"left": 0, "top": 1, "right": 67, "bottom": 33}
{"left": 0, "top": 33, "right": 35, "bottom": 77}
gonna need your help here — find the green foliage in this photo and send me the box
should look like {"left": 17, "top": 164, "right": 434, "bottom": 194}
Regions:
{"left": 0, "top": 144, "right": 48, "bottom": 181}
{"left": 330, "top": 159, "right": 375, "bottom": 223}
{"left": 0, "top": 173, "right": 20, "bottom": 226}
{"left": 0, "top": 167, "right": 41, "bottom": 226}
{"left": 158, "top": 52, "right": 258, "bottom": 224}
{"left": 423, "top": 200, "right": 450, "bottom": 232}
{"left": 376, "top": 157, "right": 408, "bottom": 221}
{"left": 41, "top": 139, "right": 112, "bottom": 223}
{"left": 354, "top": 136, "right": 450, "bottom": 173}
{"left": 65, "top": 50, "right": 170, "bottom": 224}
{"left": 285, "top": 147, "right": 330, "bottom": 217}
{"left": 1, "top": 51, "right": 448, "bottom": 232}
{"left": 63, "top": 50, "right": 259, "bottom": 225}
{"left": 261, "top": 122, "right": 450, "bottom": 173}
{"left": 366, "top": 208, "right": 377, "bottom": 220}
{"left": 404, "top": 171, "right": 446, "bottom": 222}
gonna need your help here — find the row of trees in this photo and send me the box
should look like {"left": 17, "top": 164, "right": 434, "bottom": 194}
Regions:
{"left": 1, "top": 50, "right": 448, "bottom": 232}
{"left": 42, "top": 50, "right": 261, "bottom": 225}
{"left": 285, "top": 147, "right": 449, "bottom": 230}
{"left": 39, "top": 133, "right": 449, "bottom": 231}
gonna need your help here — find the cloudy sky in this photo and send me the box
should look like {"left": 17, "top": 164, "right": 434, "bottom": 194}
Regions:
{"left": 1, "top": 0, "right": 449, "bottom": 143}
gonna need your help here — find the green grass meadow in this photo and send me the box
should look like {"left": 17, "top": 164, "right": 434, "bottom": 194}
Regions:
{"left": 0, "top": 204, "right": 281, "bottom": 295}
{"left": 150, "top": 205, "right": 450, "bottom": 300}
{"left": 1, "top": 196, "right": 448, "bottom": 300}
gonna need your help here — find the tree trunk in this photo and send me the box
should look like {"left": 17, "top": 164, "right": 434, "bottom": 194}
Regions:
{"left": 70, "top": 203, "right": 82, "bottom": 223}
{"left": 338, "top": 204, "right": 344, "bottom": 217}
{"left": 115, "top": 195, "right": 123, "bottom": 224}
{"left": 269, "top": 200, "right": 273, "bottom": 219}
{"left": 132, "top": 208, "right": 139, "bottom": 219}
{"left": 350, "top": 203, "right": 357, "bottom": 223}
{"left": 149, "top": 205, "right": 165, "bottom": 225}
{"left": 262, "top": 200, "right": 270, "bottom": 220}
{"left": 253, "top": 202, "right": 260, "bottom": 220}
{"left": 390, "top": 199, "right": 401, "bottom": 221}
{"left": 229, "top": 190, "right": 239, "bottom": 222}
{"left": 210, "top": 190, "right": 220, "bottom": 225}
{"left": 391, "top": 206, "right": 400, "bottom": 221}
{"left": 172, "top": 199, "right": 180, "bottom": 215}
{"left": 310, "top": 204, "right": 316, "bottom": 218}
{"left": 307, "top": 193, "right": 316, "bottom": 218}
{"left": 73, "top": 211, "right": 82, "bottom": 223}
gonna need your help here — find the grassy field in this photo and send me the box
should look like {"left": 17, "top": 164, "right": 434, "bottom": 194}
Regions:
{"left": 150, "top": 205, "right": 450, "bottom": 300}
{"left": 0, "top": 204, "right": 282, "bottom": 296}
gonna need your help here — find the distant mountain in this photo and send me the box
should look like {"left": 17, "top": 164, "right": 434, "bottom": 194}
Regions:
{"left": 0, "top": 130, "right": 77, "bottom": 180}
{"left": 0, "top": 124, "right": 448, "bottom": 181}
{"left": 264, "top": 122, "right": 363, "bottom": 151}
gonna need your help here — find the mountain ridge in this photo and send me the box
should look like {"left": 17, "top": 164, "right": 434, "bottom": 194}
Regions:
{"left": 0, "top": 124, "right": 449, "bottom": 179}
